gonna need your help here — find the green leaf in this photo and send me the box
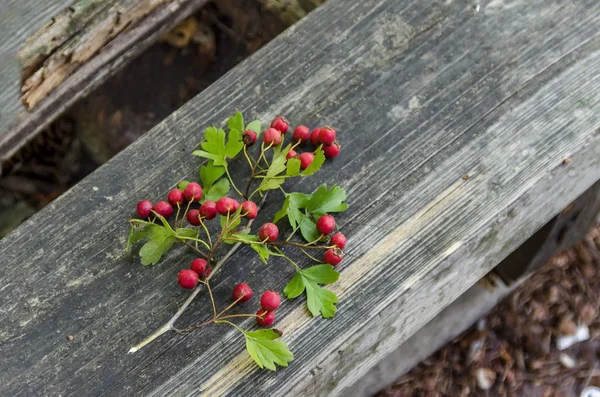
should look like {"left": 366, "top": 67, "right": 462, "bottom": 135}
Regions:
{"left": 307, "top": 184, "right": 349, "bottom": 214}
{"left": 192, "top": 149, "right": 220, "bottom": 163}
{"left": 288, "top": 192, "right": 312, "bottom": 208}
{"left": 225, "top": 127, "right": 244, "bottom": 159}
{"left": 302, "top": 264, "right": 340, "bottom": 284}
{"left": 204, "top": 178, "right": 230, "bottom": 202}
{"left": 177, "top": 180, "right": 190, "bottom": 190}
{"left": 227, "top": 111, "right": 244, "bottom": 133}
{"left": 283, "top": 272, "right": 304, "bottom": 299}
{"left": 246, "top": 120, "right": 261, "bottom": 134}
{"left": 258, "top": 144, "right": 290, "bottom": 192}
{"left": 139, "top": 225, "right": 175, "bottom": 265}
{"left": 224, "top": 233, "right": 260, "bottom": 244}
{"left": 200, "top": 161, "right": 226, "bottom": 189}
{"left": 244, "top": 329, "right": 294, "bottom": 371}
{"left": 251, "top": 243, "right": 272, "bottom": 264}
{"left": 286, "top": 158, "right": 301, "bottom": 176}
{"left": 283, "top": 265, "right": 340, "bottom": 318}
{"left": 273, "top": 196, "right": 290, "bottom": 224}
{"left": 305, "top": 282, "right": 338, "bottom": 318}
{"left": 175, "top": 228, "right": 198, "bottom": 239}
{"left": 299, "top": 214, "right": 320, "bottom": 242}
{"left": 300, "top": 146, "right": 325, "bottom": 176}
{"left": 197, "top": 127, "right": 227, "bottom": 166}
{"left": 126, "top": 224, "right": 149, "bottom": 252}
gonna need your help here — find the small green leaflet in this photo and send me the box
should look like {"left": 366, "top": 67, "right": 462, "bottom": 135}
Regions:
{"left": 139, "top": 224, "right": 175, "bottom": 265}
{"left": 306, "top": 184, "right": 349, "bottom": 215}
{"left": 175, "top": 228, "right": 198, "bottom": 239}
{"left": 204, "top": 178, "right": 230, "bottom": 202}
{"left": 200, "top": 161, "right": 226, "bottom": 189}
{"left": 300, "top": 146, "right": 325, "bottom": 176}
{"left": 227, "top": 111, "right": 244, "bottom": 133}
{"left": 126, "top": 223, "right": 149, "bottom": 252}
{"left": 246, "top": 120, "right": 261, "bottom": 134}
{"left": 283, "top": 264, "right": 340, "bottom": 318}
{"left": 251, "top": 243, "right": 280, "bottom": 264}
{"left": 244, "top": 329, "right": 294, "bottom": 371}
{"left": 298, "top": 214, "right": 320, "bottom": 242}
{"left": 258, "top": 144, "right": 290, "bottom": 192}
{"left": 193, "top": 122, "right": 244, "bottom": 166}
{"left": 177, "top": 180, "right": 190, "bottom": 190}
{"left": 286, "top": 157, "right": 301, "bottom": 176}
{"left": 225, "top": 233, "right": 259, "bottom": 244}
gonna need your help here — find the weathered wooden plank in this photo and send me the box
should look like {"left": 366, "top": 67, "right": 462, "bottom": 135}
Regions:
{"left": 0, "top": 0, "right": 208, "bottom": 163}
{"left": 1, "top": 0, "right": 600, "bottom": 396}
{"left": 353, "top": 279, "right": 519, "bottom": 397}
{"left": 0, "top": 0, "right": 73, "bottom": 134}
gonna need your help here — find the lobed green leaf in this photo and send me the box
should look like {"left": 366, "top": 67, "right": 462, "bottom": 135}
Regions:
{"left": 244, "top": 329, "right": 294, "bottom": 371}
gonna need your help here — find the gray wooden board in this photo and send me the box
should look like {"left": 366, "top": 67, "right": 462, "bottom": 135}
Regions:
{"left": 0, "top": 0, "right": 73, "bottom": 133}
{"left": 0, "top": 0, "right": 207, "bottom": 163}
{"left": 1, "top": 0, "right": 600, "bottom": 395}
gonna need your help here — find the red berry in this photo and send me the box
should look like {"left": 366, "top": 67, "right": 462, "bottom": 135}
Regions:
{"left": 178, "top": 269, "right": 199, "bottom": 289}
{"left": 232, "top": 283, "right": 253, "bottom": 302}
{"left": 256, "top": 308, "right": 276, "bottom": 327}
{"left": 316, "top": 214, "right": 336, "bottom": 235}
{"left": 186, "top": 209, "right": 201, "bottom": 226}
{"left": 330, "top": 233, "right": 347, "bottom": 249}
{"left": 184, "top": 182, "right": 203, "bottom": 202}
{"left": 318, "top": 127, "right": 336, "bottom": 145}
{"left": 323, "top": 141, "right": 341, "bottom": 159}
{"left": 216, "top": 197, "right": 240, "bottom": 216}
{"left": 324, "top": 248, "right": 343, "bottom": 266}
{"left": 293, "top": 125, "right": 310, "bottom": 142}
{"left": 270, "top": 116, "right": 289, "bottom": 133}
{"left": 299, "top": 152, "right": 314, "bottom": 170}
{"left": 310, "top": 128, "right": 321, "bottom": 145}
{"left": 286, "top": 149, "right": 297, "bottom": 159}
{"left": 258, "top": 223, "right": 279, "bottom": 242}
{"left": 263, "top": 128, "right": 283, "bottom": 146}
{"left": 241, "top": 201, "right": 258, "bottom": 219}
{"left": 136, "top": 200, "right": 153, "bottom": 218}
{"left": 260, "top": 291, "right": 281, "bottom": 311}
{"left": 190, "top": 258, "right": 208, "bottom": 277}
{"left": 199, "top": 200, "right": 217, "bottom": 220}
{"left": 153, "top": 201, "right": 174, "bottom": 218}
{"left": 243, "top": 130, "right": 257, "bottom": 146}
{"left": 204, "top": 267, "right": 211, "bottom": 278}
{"left": 167, "top": 189, "right": 185, "bottom": 206}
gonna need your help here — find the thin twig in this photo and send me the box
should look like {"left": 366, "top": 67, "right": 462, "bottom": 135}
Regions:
{"left": 181, "top": 241, "right": 210, "bottom": 259}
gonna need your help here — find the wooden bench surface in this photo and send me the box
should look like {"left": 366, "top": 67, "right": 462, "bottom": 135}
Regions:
{"left": 2, "top": 0, "right": 600, "bottom": 395}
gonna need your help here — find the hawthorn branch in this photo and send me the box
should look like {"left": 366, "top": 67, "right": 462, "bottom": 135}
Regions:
{"left": 128, "top": 192, "right": 268, "bottom": 353}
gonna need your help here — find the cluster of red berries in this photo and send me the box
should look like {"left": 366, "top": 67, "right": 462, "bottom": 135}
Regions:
{"left": 232, "top": 283, "right": 281, "bottom": 327}
{"left": 178, "top": 258, "right": 210, "bottom": 289}
{"left": 136, "top": 182, "right": 258, "bottom": 225}
{"left": 242, "top": 116, "right": 341, "bottom": 171}
{"left": 317, "top": 215, "right": 346, "bottom": 266}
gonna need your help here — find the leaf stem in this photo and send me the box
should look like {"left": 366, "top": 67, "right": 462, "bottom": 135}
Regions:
{"left": 272, "top": 247, "right": 301, "bottom": 271}
{"left": 224, "top": 165, "right": 245, "bottom": 198}
{"left": 181, "top": 241, "right": 211, "bottom": 259}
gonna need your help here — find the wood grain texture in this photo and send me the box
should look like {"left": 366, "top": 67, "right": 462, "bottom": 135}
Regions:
{"left": 0, "top": 0, "right": 207, "bottom": 163}
{"left": 0, "top": 0, "right": 73, "bottom": 134}
{"left": 1, "top": 0, "right": 600, "bottom": 396}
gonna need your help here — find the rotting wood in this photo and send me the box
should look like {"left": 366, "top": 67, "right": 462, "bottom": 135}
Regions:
{"left": 17, "top": 0, "right": 118, "bottom": 83}
{"left": 0, "top": 0, "right": 209, "bottom": 164}
{"left": 0, "top": 0, "right": 600, "bottom": 396}
{"left": 20, "top": 0, "right": 175, "bottom": 110}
